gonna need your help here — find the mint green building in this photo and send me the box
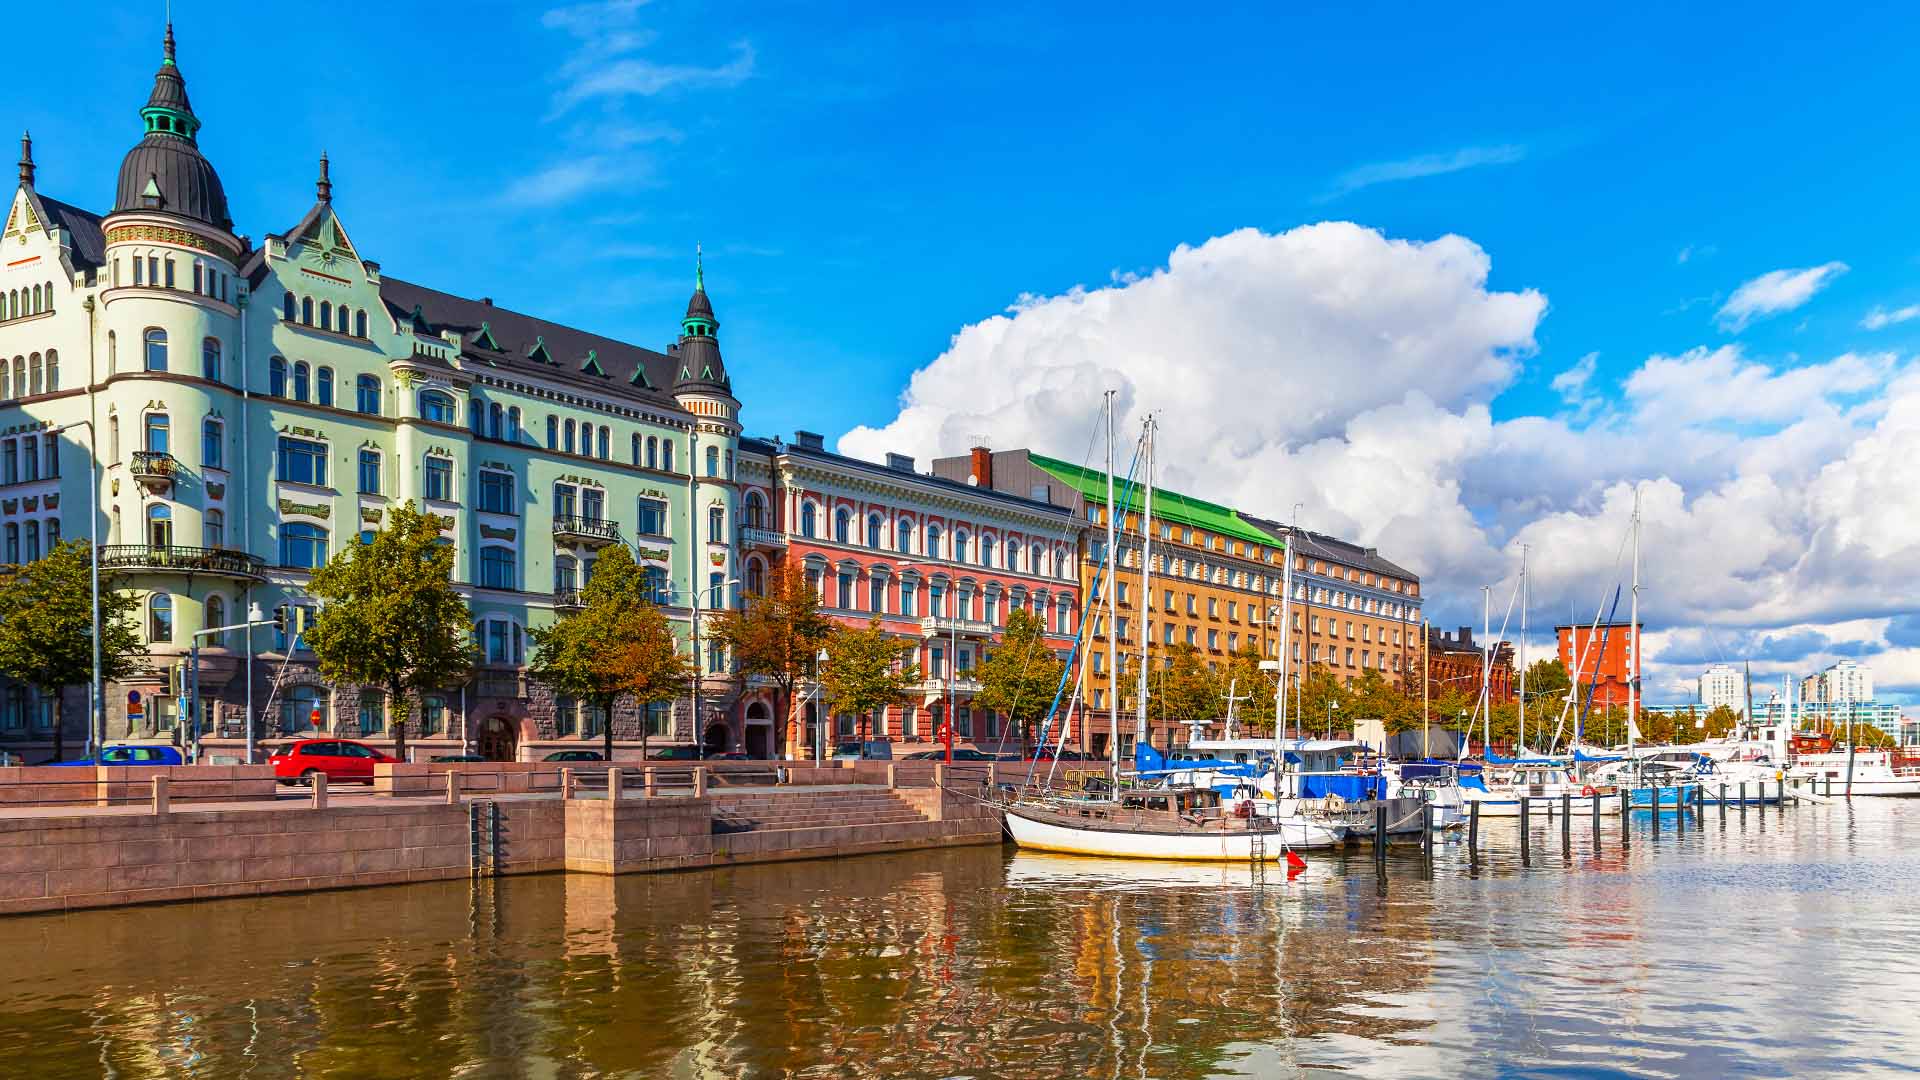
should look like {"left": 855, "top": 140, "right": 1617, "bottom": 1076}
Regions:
{"left": 0, "top": 28, "right": 743, "bottom": 760}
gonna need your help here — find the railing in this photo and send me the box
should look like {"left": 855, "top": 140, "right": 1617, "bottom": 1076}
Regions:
{"left": 97, "top": 544, "right": 268, "bottom": 578}
{"left": 551, "top": 515, "right": 622, "bottom": 545}
{"left": 912, "top": 677, "right": 982, "bottom": 694}
{"left": 130, "top": 450, "right": 177, "bottom": 479}
{"left": 920, "top": 615, "right": 993, "bottom": 637}
{"left": 553, "top": 589, "right": 584, "bottom": 610}
{"left": 738, "top": 524, "right": 786, "bottom": 547}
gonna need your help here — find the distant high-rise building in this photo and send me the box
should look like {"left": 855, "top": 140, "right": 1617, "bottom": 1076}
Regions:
{"left": 1699, "top": 664, "right": 1746, "bottom": 713}
{"left": 1802, "top": 660, "right": 1873, "bottom": 705}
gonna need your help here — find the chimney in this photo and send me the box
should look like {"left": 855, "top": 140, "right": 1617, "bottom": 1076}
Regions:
{"left": 970, "top": 446, "right": 993, "bottom": 489}
{"left": 794, "top": 430, "right": 825, "bottom": 451}
{"left": 481, "top": 297, "right": 493, "bottom": 306}
{"left": 885, "top": 452, "right": 915, "bottom": 472}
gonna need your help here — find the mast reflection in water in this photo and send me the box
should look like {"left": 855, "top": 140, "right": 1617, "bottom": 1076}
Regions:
{"left": 2, "top": 802, "right": 1918, "bottom": 1078}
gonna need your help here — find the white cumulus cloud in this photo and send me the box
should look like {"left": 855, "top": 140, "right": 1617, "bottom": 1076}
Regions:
{"left": 1716, "top": 262, "right": 1848, "bottom": 332}
{"left": 1863, "top": 304, "right": 1920, "bottom": 330}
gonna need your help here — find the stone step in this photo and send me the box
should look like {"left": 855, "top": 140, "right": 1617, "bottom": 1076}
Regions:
{"left": 716, "top": 811, "right": 926, "bottom": 829}
{"left": 712, "top": 798, "right": 910, "bottom": 812}
{"left": 714, "top": 805, "right": 924, "bottom": 822}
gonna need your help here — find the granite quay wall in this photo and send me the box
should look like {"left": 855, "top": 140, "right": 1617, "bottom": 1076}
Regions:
{"left": 0, "top": 765, "right": 280, "bottom": 808}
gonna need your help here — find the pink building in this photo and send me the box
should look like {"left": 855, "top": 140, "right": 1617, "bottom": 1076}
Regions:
{"left": 736, "top": 434, "right": 1083, "bottom": 758}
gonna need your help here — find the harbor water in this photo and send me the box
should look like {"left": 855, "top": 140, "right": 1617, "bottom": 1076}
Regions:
{"left": 1, "top": 799, "right": 1916, "bottom": 1078}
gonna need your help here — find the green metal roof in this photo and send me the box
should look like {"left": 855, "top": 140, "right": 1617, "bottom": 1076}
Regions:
{"left": 1028, "top": 453, "right": 1280, "bottom": 549}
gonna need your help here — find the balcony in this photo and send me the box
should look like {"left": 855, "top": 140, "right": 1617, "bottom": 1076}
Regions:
{"left": 552, "top": 515, "right": 622, "bottom": 548}
{"left": 919, "top": 615, "right": 993, "bottom": 638}
{"left": 553, "top": 589, "right": 584, "bottom": 611}
{"left": 913, "top": 677, "right": 982, "bottom": 695}
{"left": 738, "top": 521, "right": 785, "bottom": 548}
{"left": 97, "top": 544, "right": 267, "bottom": 580}
{"left": 130, "top": 450, "right": 177, "bottom": 494}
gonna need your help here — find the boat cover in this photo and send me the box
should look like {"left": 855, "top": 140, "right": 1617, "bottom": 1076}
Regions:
{"left": 1299, "top": 774, "right": 1384, "bottom": 800}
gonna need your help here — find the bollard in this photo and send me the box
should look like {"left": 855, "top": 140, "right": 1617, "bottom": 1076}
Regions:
{"left": 1695, "top": 786, "right": 1706, "bottom": 826}
{"left": 608, "top": 767, "right": 623, "bottom": 802}
{"left": 886, "top": 763, "right": 897, "bottom": 790}
{"left": 1421, "top": 801, "right": 1433, "bottom": 861}
{"left": 1621, "top": 791, "right": 1630, "bottom": 850}
{"left": 1561, "top": 793, "right": 1572, "bottom": 852}
{"left": 1519, "top": 797, "right": 1531, "bottom": 865}
{"left": 1652, "top": 792, "right": 1662, "bottom": 837}
{"left": 1468, "top": 799, "right": 1480, "bottom": 865}
{"left": 151, "top": 775, "right": 170, "bottom": 816}
{"left": 934, "top": 764, "right": 946, "bottom": 792}
{"left": 1675, "top": 789, "right": 1685, "bottom": 835}
{"left": 1373, "top": 802, "right": 1387, "bottom": 867}
{"left": 560, "top": 767, "right": 575, "bottom": 801}
{"left": 1590, "top": 788, "right": 1601, "bottom": 849}
{"left": 1778, "top": 780, "right": 1787, "bottom": 813}
{"left": 693, "top": 767, "right": 708, "bottom": 798}
{"left": 1739, "top": 781, "right": 1747, "bottom": 816}
{"left": 446, "top": 769, "right": 462, "bottom": 805}
{"left": 644, "top": 767, "right": 657, "bottom": 797}
{"left": 1719, "top": 783, "right": 1726, "bottom": 822}
{"left": 311, "top": 771, "right": 328, "bottom": 810}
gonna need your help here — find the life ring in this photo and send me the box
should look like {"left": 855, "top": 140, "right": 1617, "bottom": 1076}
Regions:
{"left": 1581, "top": 785, "right": 1597, "bottom": 798}
{"left": 1324, "top": 793, "right": 1345, "bottom": 809}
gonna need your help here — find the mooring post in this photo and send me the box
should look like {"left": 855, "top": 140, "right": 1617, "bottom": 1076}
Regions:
{"left": 1620, "top": 790, "right": 1630, "bottom": 850}
{"left": 1652, "top": 792, "right": 1662, "bottom": 838}
{"left": 1561, "top": 792, "right": 1572, "bottom": 852}
{"left": 1421, "top": 801, "right": 1434, "bottom": 861}
{"left": 1675, "top": 788, "right": 1685, "bottom": 835}
{"left": 1373, "top": 802, "right": 1387, "bottom": 867}
{"left": 1590, "top": 788, "right": 1601, "bottom": 849}
{"left": 1468, "top": 799, "right": 1480, "bottom": 866}
{"left": 1718, "top": 783, "right": 1726, "bottom": 822}
{"left": 1519, "top": 797, "right": 1531, "bottom": 865}
{"left": 1739, "top": 781, "right": 1747, "bottom": 816}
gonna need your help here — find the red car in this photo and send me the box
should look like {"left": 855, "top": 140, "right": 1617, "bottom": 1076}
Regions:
{"left": 269, "top": 739, "right": 397, "bottom": 785}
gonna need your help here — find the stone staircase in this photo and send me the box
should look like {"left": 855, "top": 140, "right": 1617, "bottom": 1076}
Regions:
{"left": 709, "top": 790, "right": 928, "bottom": 835}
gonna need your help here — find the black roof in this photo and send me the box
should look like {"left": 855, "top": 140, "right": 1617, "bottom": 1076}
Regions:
{"left": 1243, "top": 515, "right": 1420, "bottom": 583}
{"left": 378, "top": 276, "right": 684, "bottom": 407}
{"left": 35, "top": 195, "right": 105, "bottom": 269}
{"left": 114, "top": 134, "right": 231, "bottom": 229}
{"left": 742, "top": 434, "right": 1074, "bottom": 520}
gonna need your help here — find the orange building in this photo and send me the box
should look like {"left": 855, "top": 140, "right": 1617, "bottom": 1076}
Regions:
{"left": 1557, "top": 621, "right": 1641, "bottom": 711}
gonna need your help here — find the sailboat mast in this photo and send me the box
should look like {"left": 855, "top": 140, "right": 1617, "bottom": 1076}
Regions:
{"left": 1480, "top": 585, "right": 1492, "bottom": 754}
{"left": 1629, "top": 488, "right": 1641, "bottom": 757}
{"left": 1518, "top": 545, "right": 1529, "bottom": 752}
{"left": 1135, "top": 416, "right": 1154, "bottom": 748}
{"left": 1277, "top": 533, "right": 1293, "bottom": 741}
{"left": 1104, "top": 391, "right": 1119, "bottom": 773}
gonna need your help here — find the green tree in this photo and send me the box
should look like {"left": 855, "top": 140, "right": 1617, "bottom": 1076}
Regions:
{"left": 529, "top": 545, "right": 691, "bottom": 761}
{"left": 973, "top": 609, "right": 1066, "bottom": 749}
{"left": 1141, "top": 644, "right": 1221, "bottom": 736}
{"left": 709, "top": 562, "right": 833, "bottom": 758}
{"left": 1295, "top": 664, "right": 1351, "bottom": 738}
{"left": 1218, "top": 643, "right": 1278, "bottom": 737}
{"left": 1523, "top": 657, "right": 1571, "bottom": 698}
{"left": 819, "top": 617, "right": 920, "bottom": 745}
{"left": 304, "top": 502, "right": 474, "bottom": 762}
{"left": 0, "top": 541, "right": 143, "bottom": 761}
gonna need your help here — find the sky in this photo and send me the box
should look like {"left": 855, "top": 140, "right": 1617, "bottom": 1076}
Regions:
{"left": 19, "top": 2, "right": 1920, "bottom": 707}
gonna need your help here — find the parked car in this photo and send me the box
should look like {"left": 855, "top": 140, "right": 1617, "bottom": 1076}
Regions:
{"left": 432, "top": 753, "right": 487, "bottom": 763}
{"left": 267, "top": 739, "right": 397, "bottom": 785}
{"left": 648, "top": 746, "right": 702, "bottom": 760}
{"left": 833, "top": 740, "right": 893, "bottom": 761}
{"left": 542, "top": 749, "right": 605, "bottom": 762}
{"left": 901, "top": 747, "right": 995, "bottom": 762}
{"left": 47, "top": 743, "right": 187, "bottom": 767}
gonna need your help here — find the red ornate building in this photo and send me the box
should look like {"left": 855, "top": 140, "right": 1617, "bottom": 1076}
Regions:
{"left": 1425, "top": 626, "right": 1515, "bottom": 706}
{"left": 734, "top": 434, "right": 1083, "bottom": 759}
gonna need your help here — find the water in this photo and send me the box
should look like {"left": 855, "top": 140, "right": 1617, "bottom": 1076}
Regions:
{"left": 3, "top": 800, "right": 1918, "bottom": 1079}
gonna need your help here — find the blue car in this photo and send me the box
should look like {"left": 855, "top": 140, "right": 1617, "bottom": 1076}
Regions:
{"left": 48, "top": 744, "right": 187, "bottom": 766}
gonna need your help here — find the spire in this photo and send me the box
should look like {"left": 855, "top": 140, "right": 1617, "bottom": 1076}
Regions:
{"left": 141, "top": 23, "right": 199, "bottom": 142}
{"left": 316, "top": 151, "right": 331, "bottom": 203}
{"left": 696, "top": 242, "right": 704, "bottom": 292}
{"left": 163, "top": 21, "right": 176, "bottom": 66}
{"left": 17, "top": 131, "right": 31, "bottom": 188}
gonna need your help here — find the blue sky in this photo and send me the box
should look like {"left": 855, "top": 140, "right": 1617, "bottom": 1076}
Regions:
{"left": 20, "top": 3, "right": 1920, "bottom": 703}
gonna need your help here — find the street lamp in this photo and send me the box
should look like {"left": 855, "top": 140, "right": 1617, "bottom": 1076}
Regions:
{"left": 655, "top": 575, "right": 740, "bottom": 758}
{"left": 1326, "top": 699, "right": 1339, "bottom": 741}
{"left": 49, "top": 420, "right": 101, "bottom": 757}
{"left": 813, "top": 646, "right": 829, "bottom": 764}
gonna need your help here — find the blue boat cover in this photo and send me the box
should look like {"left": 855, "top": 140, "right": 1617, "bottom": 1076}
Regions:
{"left": 1397, "top": 763, "right": 1453, "bottom": 783}
{"left": 1133, "top": 742, "right": 1258, "bottom": 778}
{"left": 1573, "top": 748, "right": 1626, "bottom": 763}
{"left": 1459, "top": 774, "right": 1491, "bottom": 792}
{"left": 1299, "top": 774, "right": 1383, "bottom": 800}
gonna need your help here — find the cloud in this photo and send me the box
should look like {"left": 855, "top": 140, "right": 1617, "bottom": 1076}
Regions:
{"left": 1317, "top": 144, "right": 1526, "bottom": 202}
{"left": 1677, "top": 244, "right": 1716, "bottom": 265}
{"left": 1550, "top": 352, "right": 1601, "bottom": 419}
{"left": 551, "top": 43, "right": 755, "bottom": 113}
{"left": 498, "top": 157, "right": 633, "bottom": 207}
{"left": 1863, "top": 304, "right": 1920, "bottom": 330}
{"left": 1716, "top": 261, "right": 1848, "bottom": 331}
{"left": 840, "top": 223, "right": 1918, "bottom": 705}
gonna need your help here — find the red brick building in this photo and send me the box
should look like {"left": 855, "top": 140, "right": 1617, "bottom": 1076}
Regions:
{"left": 1425, "top": 626, "right": 1515, "bottom": 706}
{"left": 1557, "top": 621, "right": 1642, "bottom": 711}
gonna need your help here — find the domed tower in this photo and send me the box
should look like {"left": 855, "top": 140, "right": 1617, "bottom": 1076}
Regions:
{"left": 97, "top": 25, "right": 258, "bottom": 741}
{"left": 671, "top": 247, "right": 743, "bottom": 751}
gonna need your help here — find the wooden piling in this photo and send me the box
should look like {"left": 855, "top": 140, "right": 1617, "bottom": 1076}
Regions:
{"left": 1373, "top": 802, "right": 1387, "bottom": 869}
{"left": 1590, "top": 788, "right": 1601, "bottom": 849}
{"left": 1468, "top": 799, "right": 1480, "bottom": 866}
{"left": 1718, "top": 783, "right": 1726, "bottom": 822}
{"left": 1739, "top": 781, "right": 1747, "bottom": 816}
{"left": 1561, "top": 792, "right": 1572, "bottom": 851}
{"left": 1519, "top": 797, "right": 1531, "bottom": 865}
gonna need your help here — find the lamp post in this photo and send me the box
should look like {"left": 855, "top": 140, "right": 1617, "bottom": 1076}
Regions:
{"left": 50, "top": 420, "right": 101, "bottom": 757}
{"left": 187, "top": 611, "right": 278, "bottom": 764}
{"left": 1326, "top": 699, "right": 1339, "bottom": 741}
{"left": 657, "top": 575, "right": 739, "bottom": 757}
{"left": 813, "top": 646, "right": 829, "bottom": 764}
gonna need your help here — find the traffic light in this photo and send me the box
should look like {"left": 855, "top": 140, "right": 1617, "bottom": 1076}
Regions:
{"left": 273, "top": 606, "right": 287, "bottom": 636}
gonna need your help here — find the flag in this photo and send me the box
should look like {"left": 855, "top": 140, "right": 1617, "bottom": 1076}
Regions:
{"left": 1284, "top": 849, "right": 1307, "bottom": 871}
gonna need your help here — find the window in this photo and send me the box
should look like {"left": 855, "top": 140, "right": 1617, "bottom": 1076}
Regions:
{"left": 553, "top": 482, "right": 577, "bottom": 520}
{"left": 270, "top": 356, "right": 287, "bottom": 397}
{"left": 419, "top": 390, "right": 456, "bottom": 423}
{"left": 479, "top": 470, "right": 513, "bottom": 513}
{"left": 144, "top": 413, "right": 170, "bottom": 454}
{"left": 356, "top": 375, "right": 380, "bottom": 415}
{"left": 661, "top": 440, "right": 674, "bottom": 472}
{"left": 293, "top": 361, "right": 312, "bottom": 402}
{"left": 276, "top": 437, "right": 327, "bottom": 486}
{"left": 708, "top": 506, "right": 724, "bottom": 543}
{"left": 745, "top": 558, "right": 765, "bottom": 596}
{"left": 320, "top": 301, "right": 332, "bottom": 331}
{"left": 637, "top": 497, "right": 667, "bottom": 537}
{"left": 865, "top": 514, "right": 883, "bottom": 548}
{"left": 204, "top": 594, "right": 227, "bottom": 647}
{"left": 358, "top": 449, "right": 381, "bottom": 495}
{"left": 901, "top": 579, "right": 917, "bottom": 616}
{"left": 643, "top": 565, "right": 669, "bottom": 600}
{"left": 546, "top": 416, "right": 558, "bottom": 449}
{"left": 423, "top": 455, "right": 453, "bottom": 501}
{"left": 709, "top": 572, "right": 725, "bottom": 611}
{"left": 143, "top": 328, "right": 168, "bottom": 372}
{"left": 645, "top": 701, "right": 671, "bottom": 737}
{"left": 954, "top": 530, "right": 970, "bottom": 563}
{"left": 481, "top": 618, "right": 524, "bottom": 664}
{"left": 869, "top": 576, "right": 886, "bottom": 614}
{"left": 149, "top": 593, "right": 174, "bottom": 642}
{"left": 2, "top": 524, "right": 14, "bottom": 563}
{"left": 357, "top": 690, "right": 384, "bottom": 736}
{"left": 836, "top": 572, "right": 854, "bottom": 609}
{"left": 800, "top": 503, "right": 817, "bottom": 538}
{"left": 506, "top": 407, "right": 521, "bottom": 441}
{"left": 897, "top": 518, "right": 913, "bottom": 554}
{"left": 201, "top": 338, "right": 220, "bottom": 382}
{"left": 23, "top": 521, "right": 37, "bottom": 561}
{"left": 480, "top": 547, "right": 515, "bottom": 588}
{"left": 555, "top": 555, "right": 578, "bottom": 594}
{"left": 927, "top": 524, "right": 942, "bottom": 558}
{"left": 981, "top": 535, "right": 995, "bottom": 567}
{"left": 645, "top": 435, "right": 658, "bottom": 469}
{"left": 355, "top": 310, "right": 368, "bottom": 338}
{"left": 282, "top": 684, "right": 325, "bottom": 733}
{"left": 488, "top": 404, "right": 504, "bottom": 439}
{"left": 316, "top": 367, "right": 334, "bottom": 407}
{"left": 706, "top": 446, "right": 720, "bottom": 477}
{"left": 203, "top": 508, "right": 224, "bottom": 548}
{"left": 834, "top": 508, "right": 850, "bottom": 543}
{"left": 597, "top": 425, "right": 609, "bottom": 460}
{"left": 280, "top": 522, "right": 329, "bottom": 569}
{"left": 21, "top": 438, "right": 35, "bottom": 481}
{"left": 564, "top": 419, "right": 576, "bottom": 454}
{"left": 201, "top": 418, "right": 222, "bottom": 469}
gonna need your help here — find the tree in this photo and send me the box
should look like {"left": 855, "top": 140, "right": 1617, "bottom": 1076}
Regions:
{"left": 972, "top": 609, "right": 1066, "bottom": 750}
{"left": 708, "top": 562, "right": 833, "bottom": 759}
{"left": 529, "top": 545, "right": 692, "bottom": 761}
{"left": 304, "top": 502, "right": 474, "bottom": 762}
{"left": 1217, "top": 643, "right": 1278, "bottom": 737}
{"left": 819, "top": 617, "right": 920, "bottom": 745}
{"left": 1523, "top": 657, "right": 1571, "bottom": 698}
{"left": 1295, "top": 664, "right": 1351, "bottom": 738}
{"left": 1141, "top": 645, "right": 1219, "bottom": 738}
{"left": 0, "top": 541, "right": 143, "bottom": 761}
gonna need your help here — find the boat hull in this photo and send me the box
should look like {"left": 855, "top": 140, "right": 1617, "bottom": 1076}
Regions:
{"left": 1003, "top": 805, "right": 1345, "bottom": 860}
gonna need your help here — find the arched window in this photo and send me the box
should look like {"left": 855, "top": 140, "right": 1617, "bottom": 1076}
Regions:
{"left": 564, "top": 418, "right": 576, "bottom": 454}
{"left": 107, "top": 331, "right": 115, "bottom": 371}
{"left": 800, "top": 502, "right": 817, "bottom": 538}
{"left": 479, "top": 547, "right": 515, "bottom": 589}
{"left": 202, "top": 417, "right": 223, "bottom": 469}
{"left": 631, "top": 433, "right": 642, "bottom": 464}
{"left": 506, "top": 407, "right": 521, "bottom": 440}
{"left": 705, "top": 445, "right": 720, "bottom": 477}
{"left": 597, "top": 425, "right": 610, "bottom": 460}
{"left": 148, "top": 593, "right": 174, "bottom": 642}
{"left": 745, "top": 557, "right": 766, "bottom": 597}
{"left": 646, "top": 436, "right": 658, "bottom": 469}
{"left": 315, "top": 366, "right": 334, "bottom": 407}
{"left": 29, "top": 285, "right": 40, "bottom": 313}
{"left": 867, "top": 514, "right": 882, "bottom": 548}
{"left": 143, "top": 328, "right": 168, "bottom": 372}
{"left": 270, "top": 356, "right": 287, "bottom": 397}
{"left": 12, "top": 354, "right": 23, "bottom": 397}
{"left": 204, "top": 508, "right": 225, "bottom": 548}
{"left": 0, "top": 359, "right": 8, "bottom": 399}
{"left": 144, "top": 412, "right": 170, "bottom": 453}
{"left": 470, "top": 399, "right": 485, "bottom": 434}
{"left": 28, "top": 353, "right": 41, "bottom": 396}
{"left": 981, "top": 535, "right": 995, "bottom": 568}
{"left": 293, "top": 361, "right": 311, "bottom": 402}
{"left": 42, "top": 349, "right": 55, "bottom": 392}
{"left": 662, "top": 440, "right": 674, "bottom": 473}
{"left": 897, "top": 517, "right": 913, "bottom": 553}
{"left": 301, "top": 297, "right": 314, "bottom": 325}
{"left": 954, "top": 530, "right": 969, "bottom": 563}
{"left": 419, "top": 389, "right": 456, "bottom": 423}
{"left": 354, "top": 374, "right": 379, "bottom": 415}
{"left": 834, "top": 508, "right": 850, "bottom": 543}
{"left": 744, "top": 491, "right": 767, "bottom": 528}
{"left": 280, "top": 522, "right": 329, "bottom": 569}
{"left": 319, "top": 301, "right": 331, "bottom": 329}
{"left": 546, "top": 415, "right": 558, "bottom": 449}
{"left": 927, "top": 524, "right": 942, "bottom": 559}
{"left": 354, "top": 309, "right": 367, "bottom": 338}
{"left": 283, "top": 292, "right": 296, "bottom": 322}
{"left": 201, "top": 338, "right": 220, "bottom": 382}
{"left": 489, "top": 403, "right": 504, "bottom": 439}
{"left": 205, "top": 595, "right": 227, "bottom": 648}
{"left": 338, "top": 305, "right": 352, "bottom": 334}
{"left": 147, "top": 504, "right": 172, "bottom": 547}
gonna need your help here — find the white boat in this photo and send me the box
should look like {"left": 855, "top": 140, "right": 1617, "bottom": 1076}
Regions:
{"left": 1460, "top": 761, "right": 1607, "bottom": 818}
{"left": 1789, "top": 746, "right": 1920, "bottom": 797}
{"left": 1004, "top": 787, "right": 1347, "bottom": 859}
